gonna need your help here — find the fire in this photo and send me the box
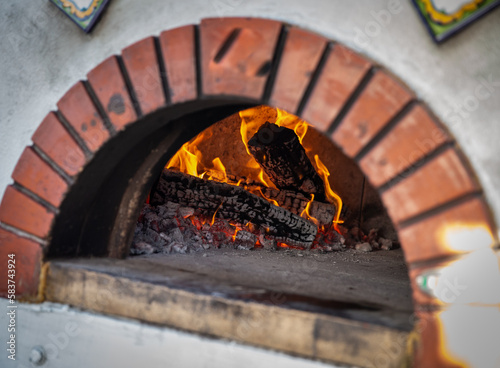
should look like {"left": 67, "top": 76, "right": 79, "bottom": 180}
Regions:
{"left": 240, "top": 107, "right": 309, "bottom": 147}
{"left": 258, "top": 188, "right": 280, "bottom": 207}
{"left": 210, "top": 201, "right": 224, "bottom": 226}
{"left": 300, "top": 194, "right": 319, "bottom": 226}
{"left": 276, "top": 107, "right": 308, "bottom": 145}
{"left": 166, "top": 106, "right": 343, "bottom": 232}
{"left": 166, "top": 130, "right": 210, "bottom": 177}
{"left": 313, "top": 154, "right": 343, "bottom": 232}
{"left": 207, "top": 157, "right": 228, "bottom": 182}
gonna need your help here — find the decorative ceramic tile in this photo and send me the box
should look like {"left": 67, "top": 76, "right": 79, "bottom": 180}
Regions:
{"left": 50, "top": 0, "right": 111, "bottom": 33}
{"left": 412, "top": 0, "right": 500, "bottom": 42}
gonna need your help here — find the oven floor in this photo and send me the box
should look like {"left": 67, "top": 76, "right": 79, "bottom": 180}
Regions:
{"left": 46, "top": 248, "right": 413, "bottom": 366}
{"left": 48, "top": 247, "right": 413, "bottom": 327}
{"left": 136, "top": 247, "right": 413, "bottom": 313}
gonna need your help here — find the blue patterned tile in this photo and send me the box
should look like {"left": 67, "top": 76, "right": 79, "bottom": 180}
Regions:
{"left": 50, "top": 0, "right": 111, "bottom": 33}
{"left": 412, "top": 0, "right": 500, "bottom": 42}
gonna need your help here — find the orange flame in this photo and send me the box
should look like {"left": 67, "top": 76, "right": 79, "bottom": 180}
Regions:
{"left": 275, "top": 108, "right": 308, "bottom": 145}
{"left": 300, "top": 194, "right": 319, "bottom": 226}
{"left": 313, "top": 154, "right": 343, "bottom": 232}
{"left": 238, "top": 107, "right": 310, "bottom": 189}
{"left": 167, "top": 106, "right": 343, "bottom": 232}
{"left": 239, "top": 110, "right": 277, "bottom": 190}
{"left": 167, "top": 130, "right": 211, "bottom": 177}
{"left": 258, "top": 188, "right": 279, "bottom": 207}
{"left": 211, "top": 201, "right": 223, "bottom": 226}
{"left": 207, "top": 157, "right": 228, "bottom": 182}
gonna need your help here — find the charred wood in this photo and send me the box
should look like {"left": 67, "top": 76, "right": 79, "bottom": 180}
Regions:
{"left": 226, "top": 175, "right": 336, "bottom": 226}
{"left": 247, "top": 122, "right": 326, "bottom": 201}
{"left": 151, "top": 169, "right": 317, "bottom": 247}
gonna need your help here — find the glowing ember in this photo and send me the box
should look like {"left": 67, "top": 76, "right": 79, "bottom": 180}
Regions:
{"left": 132, "top": 200, "right": 345, "bottom": 255}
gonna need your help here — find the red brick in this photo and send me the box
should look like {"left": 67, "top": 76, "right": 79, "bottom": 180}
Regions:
{"left": 160, "top": 25, "right": 197, "bottom": 104}
{"left": 408, "top": 263, "right": 449, "bottom": 308}
{"left": 382, "top": 148, "right": 479, "bottom": 224}
{"left": 269, "top": 27, "right": 327, "bottom": 113}
{"left": 122, "top": 37, "right": 166, "bottom": 115}
{"left": 57, "top": 81, "right": 110, "bottom": 153}
{"left": 87, "top": 55, "right": 137, "bottom": 131}
{"left": 413, "top": 311, "right": 464, "bottom": 368}
{"left": 302, "top": 44, "right": 371, "bottom": 132}
{"left": 11, "top": 147, "right": 68, "bottom": 207}
{"left": 398, "top": 197, "right": 495, "bottom": 264}
{"left": 410, "top": 250, "right": 500, "bottom": 309}
{"left": 332, "top": 70, "right": 413, "bottom": 157}
{"left": 0, "top": 186, "right": 54, "bottom": 239}
{"left": 0, "top": 228, "right": 42, "bottom": 298}
{"left": 200, "top": 17, "right": 282, "bottom": 99}
{"left": 360, "top": 105, "right": 451, "bottom": 187}
{"left": 32, "top": 112, "right": 87, "bottom": 177}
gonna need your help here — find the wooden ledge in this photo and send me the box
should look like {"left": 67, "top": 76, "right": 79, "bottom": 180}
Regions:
{"left": 44, "top": 250, "right": 412, "bottom": 367}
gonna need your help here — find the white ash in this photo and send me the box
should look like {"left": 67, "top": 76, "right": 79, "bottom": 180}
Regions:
{"left": 355, "top": 242, "right": 372, "bottom": 252}
{"left": 131, "top": 241, "right": 155, "bottom": 255}
{"left": 259, "top": 234, "right": 278, "bottom": 250}
{"left": 338, "top": 226, "right": 399, "bottom": 252}
{"left": 178, "top": 206, "right": 194, "bottom": 218}
{"left": 235, "top": 230, "right": 257, "bottom": 250}
{"left": 379, "top": 237, "right": 394, "bottom": 251}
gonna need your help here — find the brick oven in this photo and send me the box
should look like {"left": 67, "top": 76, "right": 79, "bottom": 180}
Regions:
{"left": 1, "top": 15, "right": 499, "bottom": 368}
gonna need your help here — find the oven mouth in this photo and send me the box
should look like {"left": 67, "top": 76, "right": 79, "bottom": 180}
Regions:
{"left": 43, "top": 102, "right": 414, "bottom": 367}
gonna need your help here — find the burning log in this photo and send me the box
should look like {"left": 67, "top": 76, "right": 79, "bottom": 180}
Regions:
{"left": 247, "top": 122, "right": 326, "bottom": 202}
{"left": 151, "top": 169, "right": 318, "bottom": 248}
{"left": 225, "top": 175, "right": 336, "bottom": 226}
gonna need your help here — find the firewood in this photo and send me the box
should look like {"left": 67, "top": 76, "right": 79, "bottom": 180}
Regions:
{"left": 247, "top": 122, "right": 326, "bottom": 201}
{"left": 151, "top": 169, "right": 318, "bottom": 247}
{"left": 225, "top": 175, "right": 336, "bottom": 226}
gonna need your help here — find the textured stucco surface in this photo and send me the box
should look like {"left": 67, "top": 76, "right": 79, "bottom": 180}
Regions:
{"left": 0, "top": 301, "right": 339, "bottom": 368}
{"left": 0, "top": 0, "right": 499, "bottom": 231}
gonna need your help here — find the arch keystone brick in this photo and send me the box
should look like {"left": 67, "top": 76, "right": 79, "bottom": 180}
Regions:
{"left": 159, "top": 25, "right": 197, "bottom": 104}
{"left": 32, "top": 112, "right": 87, "bottom": 177}
{"left": 87, "top": 55, "right": 137, "bottom": 131}
{"left": 200, "top": 17, "right": 282, "bottom": 99}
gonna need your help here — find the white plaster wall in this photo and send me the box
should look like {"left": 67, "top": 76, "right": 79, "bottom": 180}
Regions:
{"left": 0, "top": 0, "right": 499, "bottom": 230}
{"left": 0, "top": 301, "right": 340, "bottom": 368}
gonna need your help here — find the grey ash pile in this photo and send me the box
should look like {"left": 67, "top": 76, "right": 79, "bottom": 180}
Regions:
{"left": 131, "top": 200, "right": 341, "bottom": 255}
{"left": 132, "top": 202, "right": 231, "bottom": 255}
{"left": 131, "top": 201, "right": 395, "bottom": 256}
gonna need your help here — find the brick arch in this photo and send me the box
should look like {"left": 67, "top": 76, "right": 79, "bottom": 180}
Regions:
{"left": 0, "top": 17, "right": 498, "bottom": 366}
